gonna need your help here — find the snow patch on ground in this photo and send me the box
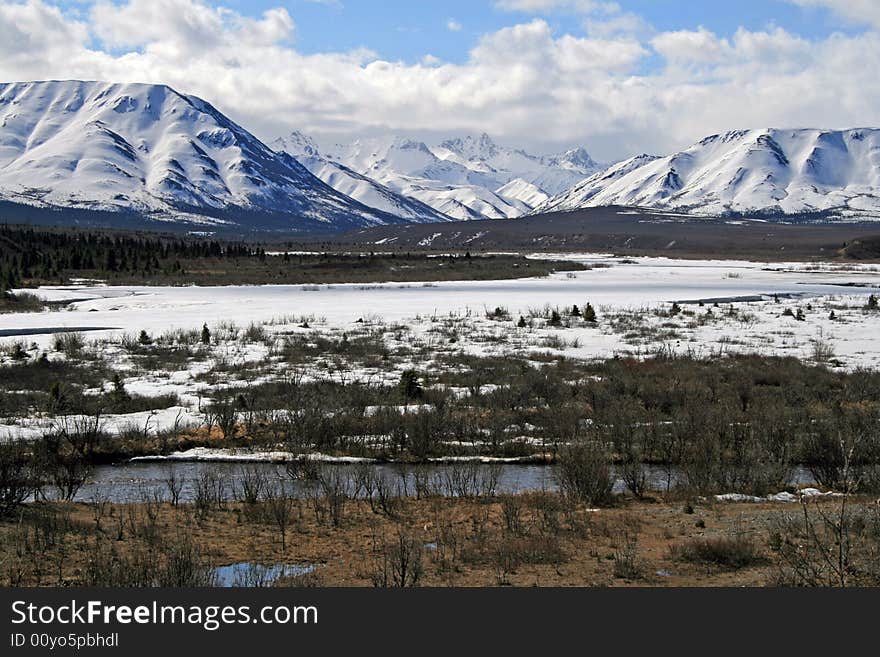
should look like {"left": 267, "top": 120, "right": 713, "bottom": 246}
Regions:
{"left": 714, "top": 488, "right": 843, "bottom": 503}
{"left": 130, "top": 447, "right": 377, "bottom": 464}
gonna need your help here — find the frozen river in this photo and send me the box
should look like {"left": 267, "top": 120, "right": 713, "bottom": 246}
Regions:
{"left": 5, "top": 254, "right": 880, "bottom": 348}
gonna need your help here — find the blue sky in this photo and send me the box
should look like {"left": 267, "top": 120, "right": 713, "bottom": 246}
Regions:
{"left": 4, "top": 0, "right": 880, "bottom": 158}
{"left": 196, "top": 0, "right": 858, "bottom": 63}
{"left": 56, "top": 0, "right": 865, "bottom": 65}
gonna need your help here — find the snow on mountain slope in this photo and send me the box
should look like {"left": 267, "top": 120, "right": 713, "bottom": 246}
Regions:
{"left": 327, "top": 136, "right": 502, "bottom": 190}
{"left": 534, "top": 129, "right": 880, "bottom": 218}
{"left": 495, "top": 178, "right": 549, "bottom": 208}
{"left": 400, "top": 179, "right": 524, "bottom": 220}
{"left": 534, "top": 154, "right": 661, "bottom": 212}
{"left": 319, "top": 135, "right": 519, "bottom": 220}
{"left": 309, "top": 132, "right": 601, "bottom": 219}
{"left": 0, "top": 80, "right": 400, "bottom": 230}
{"left": 273, "top": 132, "right": 451, "bottom": 223}
{"left": 435, "top": 134, "right": 602, "bottom": 196}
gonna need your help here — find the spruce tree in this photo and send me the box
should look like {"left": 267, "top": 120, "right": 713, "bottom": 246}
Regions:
{"left": 398, "top": 370, "right": 423, "bottom": 401}
{"left": 583, "top": 303, "right": 597, "bottom": 323}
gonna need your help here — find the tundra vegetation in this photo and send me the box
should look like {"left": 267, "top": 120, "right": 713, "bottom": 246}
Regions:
{"left": 1, "top": 275, "right": 880, "bottom": 586}
{"left": 0, "top": 224, "right": 582, "bottom": 289}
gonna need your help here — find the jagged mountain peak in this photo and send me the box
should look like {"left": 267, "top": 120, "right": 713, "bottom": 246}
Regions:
{"left": 439, "top": 133, "right": 499, "bottom": 160}
{"left": 544, "top": 146, "right": 601, "bottom": 172}
{"left": 272, "top": 130, "right": 320, "bottom": 159}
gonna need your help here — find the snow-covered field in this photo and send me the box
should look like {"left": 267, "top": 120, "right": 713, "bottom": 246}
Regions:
{"left": 6, "top": 253, "right": 880, "bottom": 350}
{"left": 3, "top": 253, "right": 880, "bottom": 443}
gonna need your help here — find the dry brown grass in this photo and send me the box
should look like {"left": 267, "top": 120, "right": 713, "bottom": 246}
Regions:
{"left": 7, "top": 493, "right": 873, "bottom": 587}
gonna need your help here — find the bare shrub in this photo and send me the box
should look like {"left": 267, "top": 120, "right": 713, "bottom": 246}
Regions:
{"left": 810, "top": 329, "right": 835, "bottom": 364}
{"left": 771, "top": 492, "right": 880, "bottom": 587}
{"left": 374, "top": 473, "right": 403, "bottom": 518}
{"left": 313, "top": 465, "right": 349, "bottom": 526}
{"left": 0, "top": 439, "right": 42, "bottom": 517}
{"left": 669, "top": 533, "right": 764, "bottom": 570}
{"left": 556, "top": 441, "right": 614, "bottom": 507}
{"left": 264, "top": 485, "right": 297, "bottom": 551}
{"left": 84, "top": 531, "right": 215, "bottom": 587}
{"left": 52, "top": 332, "right": 85, "bottom": 357}
{"left": 500, "top": 495, "right": 526, "bottom": 535}
{"left": 369, "top": 528, "right": 424, "bottom": 588}
{"left": 612, "top": 533, "right": 644, "bottom": 580}
{"left": 163, "top": 467, "right": 184, "bottom": 507}
{"left": 529, "top": 492, "right": 563, "bottom": 536}
{"left": 194, "top": 468, "right": 225, "bottom": 517}
{"left": 236, "top": 466, "right": 267, "bottom": 505}
{"left": 441, "top": 462, "right": 500, "bottom": 499}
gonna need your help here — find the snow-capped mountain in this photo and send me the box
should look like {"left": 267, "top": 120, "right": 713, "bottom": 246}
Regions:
{"left": 434, "top": 134, "right": 602, "bottom": 195}
{"left": 272, "top": 131, "right": 451, "bottom": 223}
{"left": 289, "top": 132, "right": 602, "bottom": 220}
{"left": 312, "top": 135, "right": 519, "bottom": 220}
{"left": 495, "top": 178, "right": 550, "bottom": 208}
{"left": 0, "top": 80, "right": 401, "bottom": 231}
{"left": 533, "top": 129, "right": 880, "bottom": 218}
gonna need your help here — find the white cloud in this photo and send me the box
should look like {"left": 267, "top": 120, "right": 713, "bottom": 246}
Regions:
{"left": 494, "top": 0, "right": 618, "bottom": 13}
{"left": 90, "top": 0, "right": 293, "bottom": 50}
{"left": 651, "top": 27, "right": 729, "bottom": 65}
{"left": 787, "top": 0, "right": 880, "bottom": 28}
{"left": 584, "top": 11, "right": 653, "bottom": 39}
{"left": 1, "top": 0, "right": 879, "bottom": 161}
{"left": 446, "top": 19, "right": 462, "bottom": 32}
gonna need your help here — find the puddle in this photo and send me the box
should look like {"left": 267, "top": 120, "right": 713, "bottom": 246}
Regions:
{"left": 212, "top": 562, "right": 317, "bottom": 587}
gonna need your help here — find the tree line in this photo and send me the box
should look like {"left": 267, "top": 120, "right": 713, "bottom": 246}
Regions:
{"left": 0, "top": 224, "right": 266, "bottom": 290}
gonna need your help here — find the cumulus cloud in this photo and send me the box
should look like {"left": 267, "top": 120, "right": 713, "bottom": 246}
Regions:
{"left": 90, "top": 0, "right": 294, "bottom": 50}
{"left": 446, "top": 19, "right": 462, "bottom": 32}
{"left": 0, "top": 0, "right": 879, "bottom": 161}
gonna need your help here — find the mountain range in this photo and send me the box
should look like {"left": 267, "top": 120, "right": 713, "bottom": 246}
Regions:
{"left": 533, "top": 128, "right": 880, "bottom": 219}
{"left": 272, "top": 131, "right": 601, "bottom": 221}
{"left": 2, "top": 80, "right": 879, "bottom": 232}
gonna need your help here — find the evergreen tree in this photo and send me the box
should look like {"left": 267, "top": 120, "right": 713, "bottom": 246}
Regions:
{"left": 583, "top": 303, "right": 597, "bottom": 323}
{"left": 398, "top": 370, "right": 423, "bottom": 401}
{"left": 110, "top": 373, "right": 131, "bottom": 410}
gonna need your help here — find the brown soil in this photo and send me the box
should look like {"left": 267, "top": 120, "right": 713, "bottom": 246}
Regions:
{"left": 4, "top": 493, "right": 877, "bottom": 587}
